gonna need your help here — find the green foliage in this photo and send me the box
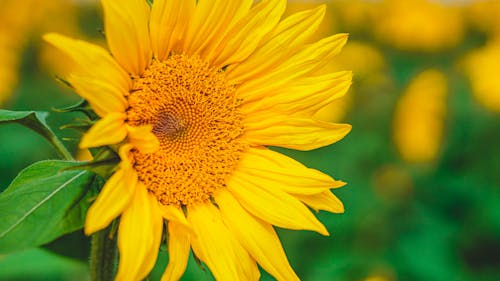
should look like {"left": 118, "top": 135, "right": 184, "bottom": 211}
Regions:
{"left": 53, "top": 99, "right": 98, "bottom": 121}
{"left": 0, "top": 248, "right": 88, "bottom": 281}
{"left": 0, "top": 160, "right": 98, "bottom": 254}
{"left": 0, "top": 110, "right": 72, "bottom": 160}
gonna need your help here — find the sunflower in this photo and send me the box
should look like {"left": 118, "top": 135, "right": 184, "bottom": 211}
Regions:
{"left": 393, "top": 69, "right": 447, "bottom": 164}
{"left": 44, "top": 0, "right": 352, "bottom": 280}
{"left": 373, "top": 0, "right": 464, "bottom": 52}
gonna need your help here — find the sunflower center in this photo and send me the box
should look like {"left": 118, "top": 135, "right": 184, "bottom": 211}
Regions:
{"left": 126, "top": 55, "right": 244, "bottom": 207}
{"left": 154, "top": 112, "right": 187, "bottom": 140}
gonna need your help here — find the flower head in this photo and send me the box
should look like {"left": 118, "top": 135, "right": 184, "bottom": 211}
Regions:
{"left": 393, "top": 69, "right": 447, "bottom": 164}
{"left": 462, "top": 38, "right": 500, "bottom": 113}
{"left": 373, "top": 0, "right": 464, "bottom": 52}
{"left": 45, "top": 0, "right": 351, "bottom": 280}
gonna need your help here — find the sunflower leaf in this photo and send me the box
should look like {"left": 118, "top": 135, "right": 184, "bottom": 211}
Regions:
{"left": 62, "top": 158, "right": 119, "bottom": 179}
{"left": 0, "top": 160, "right": 98, "bottom": 254}
{"left": 0, "top": 109, "right": 73, "bottom": 160}
{"left": 52, "top": 99, "right": 98, "bottom": 120}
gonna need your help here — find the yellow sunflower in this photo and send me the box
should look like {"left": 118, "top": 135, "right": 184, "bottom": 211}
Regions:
{"left": 393, "top": 69, "right": 447, "bottom": 164}
{"left": 45, "top": 0, "right": 352, "bottom": 280}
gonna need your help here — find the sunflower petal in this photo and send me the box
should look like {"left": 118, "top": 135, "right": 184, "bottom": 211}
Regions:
{"left": 216, "top": 190, "right": 299, "bottom": 281}
{"left": 296, "top": 190, "right": 345, "bottom": 213}
{"left": 101, "top": 0, "right": 151, "bottom": 75}
{"left": 80, "top": 112, "right": 127, "bottom": 149}
{"left": 117, "top": 143, "right": 134, "bottom": 169}
{"left": 150, "top": 0, "right": 195, "bottom": 60}
{"left": 188, "top": 203, "right": 260, "bottom": 281}
{"left": 161, "top": 222, "right": 191, "bottom": 281}
{"left": 43, "top": 33, "right": 129, "bottom": 88}
{"left": 43, "top": 33, "right": 129, "bottom": 116}
{"left": 84, "top": 167, "right": 137, "bottom": 235}
{"left": 115, "top": 187, "right": 163, "bottom": 281}
{"left": 244, "top": 113, "right": 352, "bottom": 150}
{"left": 209, "top": 0, "right": 286, "bottom": 67}
{"left": 226, "top": 4, "right": 326, "bottom": 83}
{"left": 228, "top": 170, "right": 329, "bottom": 235}
{"left": 235, "top": 33, "right": 348, "bottom": 100}
{"left": 183, "top": 0, "right": 252, "bottom": 56}
{"left": 158, "top": 204, "right": 191, "bottom": 233}
{"left": 241, "top": 71, "right": 352, "bottom": 117}
{"left": 126, "top": 124, "right": 160, "bottom": 154}
{"left": 69, "top": 74, "right": 127, "bottom": 117}
{"left": 200, "top": 0, "right": 253, "bottom": 61}
{"left": 236, "top": 147, "right": 345, "bottom": 195}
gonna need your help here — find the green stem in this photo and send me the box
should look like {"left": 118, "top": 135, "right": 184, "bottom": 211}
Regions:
{"left": 90, "top": 225, "right": 117, "bottom": 281}
{"left": 48, "top": 134, "right": 73, "bottom": 161}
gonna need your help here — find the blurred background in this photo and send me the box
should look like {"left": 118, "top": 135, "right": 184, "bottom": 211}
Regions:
{"left": 0, "top": 0, "right": 499, "bottom": 280}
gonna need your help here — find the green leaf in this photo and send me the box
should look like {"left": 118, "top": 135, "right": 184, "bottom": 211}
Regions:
{"left": 0, "top": 248, "right": 88, "bottom": 280}
{"left": 0, "top": 160, "right": 98, "bottom": 254}
{"left": 53, "top": 98, "right": 98, "bottom": 120}
{"left": 0, "top": 110, "right": 73, "bottom": 160}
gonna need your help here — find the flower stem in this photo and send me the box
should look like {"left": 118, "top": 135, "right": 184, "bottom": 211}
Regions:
{"left": 90, "top": 225, "right": 117, "bottom": 281}
{"left": 49, "top": 133, "right": 74, "bottom": 161}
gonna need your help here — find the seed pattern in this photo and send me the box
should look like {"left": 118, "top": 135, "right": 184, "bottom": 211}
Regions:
{"left": 127, "top": 55, "right": 245, "bottom": 206}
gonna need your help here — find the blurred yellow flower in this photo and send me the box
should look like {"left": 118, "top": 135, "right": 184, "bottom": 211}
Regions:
{"left": 462, "top": 38, "right": 500, "bottom": 113}
{"left": 466, "top": 0, "right": 500, "bottom": 35}
{"left": 36, "top": 0, "right": 83, "bottom": 76}
{"left": 393, "top": 69, "right": 448, "bottom": 164}
{"left": 331, "top": 0, "right": 379, "bottom": 32}
{"left": 330, "top": 41, "right": 386, "bottom": 78}
{"left": 0, "top": 0, "right": 82, "bottom": 105}
{"left": 46, "top": 0, "right": 352, "bottom": 280}
{"left": 0, "top": 0, "right": 33, "bottom": 105}
{"left": 374, "top": 0, "right": 465, "bottom": 52}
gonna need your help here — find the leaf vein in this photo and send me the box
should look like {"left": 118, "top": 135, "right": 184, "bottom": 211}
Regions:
{"left": 0, "top": 170, "right": 87, "bottom": 238}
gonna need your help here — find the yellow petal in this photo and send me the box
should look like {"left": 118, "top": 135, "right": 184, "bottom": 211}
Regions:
{"left": 101, "top": 0, "right": 151, "bottom": 75}
{"left": 43, "top": 33, "right": 129, "bottom": 117}
{"left": 161, "top": 222, "right": 191, "bottom": 281}
{"left": 244, "top": 113, "right": 352, "bottom": 151}
{"left": 199, "top": 0, "right": 253, "bottom": 61}
{"left": 79, "top": 112, "right": 127, "bottom": 149}
{"left": 117, "top": 143, "right": 134, "bottom": 169}
{"left": 216, "top": 190, "right": 299, "bottom": 281}
{"left": 209, "top": 0, "right": 286, "bottom": 67}
{"left": 226, "top": 4, "right": 326, "bottom": 83}
{"left": 236, "top": 147, "right": 345, "bottom": 195}
{"left": 158, "top": 204, "right": 192, "bottom": 233}
{"left": 183, "top": 0, "right": 252, "bottom": 56}
{"left": 235, "top": 33, "right": 348, "bottom": 99}
{"left": 188, "top": 203, "right": 260, "bottom": 281}
{"left": 126, "top": 124, "right": 160, "bottom": 154}
{"left": 43, "top": 33, "right": 129, "bottom": 89}
{"left": 84, "top": 167, "right": 137, "bottom": 235}
{"left": 150, "top": 0, "right": 195, "bottom": 60}
{"left": 241, "top": 71, "right": 352, "bottom": 117}
{"left": 228, "top": 170, "right": 329, "bottom": 235}
{"left": 296, "top": 190, "right": 345, "bottom": 213}
{"left": 69, "top": 74, "right": 127, "bottom": 117}
{"left": 116, "top": 187, "right": 163, "bottom": 281}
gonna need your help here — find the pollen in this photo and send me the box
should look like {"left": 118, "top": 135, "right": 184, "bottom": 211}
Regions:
{"left": 126, "top": 55, "right": 245, "bottom": 207}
